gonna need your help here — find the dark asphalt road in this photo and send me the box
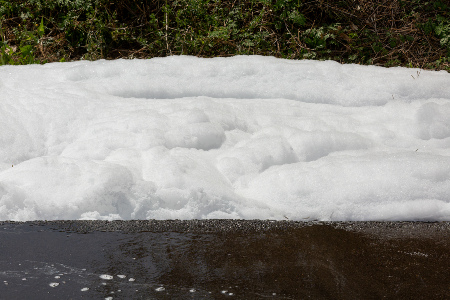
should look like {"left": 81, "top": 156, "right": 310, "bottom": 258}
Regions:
{"left": 0, "top": 220, "right": 449, "bottom": 299}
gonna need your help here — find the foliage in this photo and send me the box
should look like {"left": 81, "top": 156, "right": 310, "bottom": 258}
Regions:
{"left": 0, "top": 0, "right": 449, "bottom": 71}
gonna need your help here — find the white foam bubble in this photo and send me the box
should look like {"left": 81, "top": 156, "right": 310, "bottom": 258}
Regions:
{"left": 1, "top": 56, "right": 449, "bottom": 221}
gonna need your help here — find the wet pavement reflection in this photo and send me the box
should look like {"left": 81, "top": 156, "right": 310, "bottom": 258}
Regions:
{"left": 0, "top": 221, "right": 449, "bottom": 299}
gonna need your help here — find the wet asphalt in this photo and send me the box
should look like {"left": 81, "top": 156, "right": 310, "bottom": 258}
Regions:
{"left": 0, "top": 220, "right": 449, "bottom": 299}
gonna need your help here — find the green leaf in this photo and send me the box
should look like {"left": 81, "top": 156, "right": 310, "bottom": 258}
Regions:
{"left": 389, "top": 39, "right": 397, "bottom": 48}
{"left": 20, "top": 45, "right": 33, "bottom": 55}
{"left": 288, "top": 11, "right": 306, "bottom": 26}
{"left": 38, "top": 17, "right": 44, "bottom": 37}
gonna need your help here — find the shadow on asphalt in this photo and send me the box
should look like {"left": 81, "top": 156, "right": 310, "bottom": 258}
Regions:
{"left": 0, "top": 220, "right": 449, "bottom": 299}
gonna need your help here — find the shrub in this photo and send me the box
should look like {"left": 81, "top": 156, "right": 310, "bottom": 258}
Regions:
{"left": 0, "top": 0, "right": 448, "bottom": 71}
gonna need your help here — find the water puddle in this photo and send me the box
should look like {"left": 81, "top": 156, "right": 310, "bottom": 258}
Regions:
{"left": 0, "top": 221, "right": 449, "bottom": 299}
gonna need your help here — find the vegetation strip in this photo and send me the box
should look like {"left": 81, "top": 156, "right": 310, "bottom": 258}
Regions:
{"left": 1, "top": 0, "right": 449, "bottom": 70}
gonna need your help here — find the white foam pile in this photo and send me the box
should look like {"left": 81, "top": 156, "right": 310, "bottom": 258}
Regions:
{"left": 1, "top": 56, "right": 449, "bottom": 221}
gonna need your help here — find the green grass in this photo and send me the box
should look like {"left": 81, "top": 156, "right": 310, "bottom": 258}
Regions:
{"left": 0, "top": 0, "right": 449, "bottom": 71}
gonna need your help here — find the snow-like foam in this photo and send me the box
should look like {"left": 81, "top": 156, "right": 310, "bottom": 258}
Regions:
{"left": 0, "top": 56, "right": 449, "bottom": 221}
